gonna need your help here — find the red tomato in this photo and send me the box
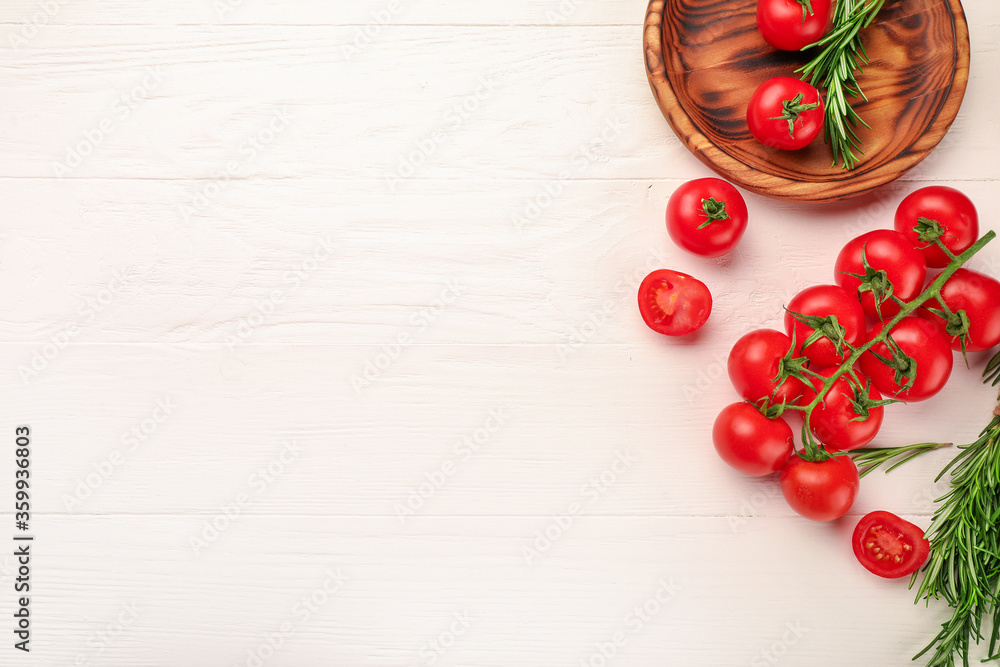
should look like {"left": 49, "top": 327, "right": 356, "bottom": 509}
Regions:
{"left": 784, "top": 285, "right": 866, "bottom": 368}
{"left": 852, "top": 511, "right": 929, "bottom": 579}
{"left": 666, "top": 178, "right": 749, "bottom": 258}
{"left": 919, "top": 269, "right": 1000, "bottom": 353}
{"left": 894, "top": 186, "right": 979, "bottom": 268}
{"left": 757, "top": 0, "right": 834, "bottom": 51}
{"left": 637, "top": 270, "right": 712, "bottom": 336}
{"left": 747, "top": 77, "right": 824, "bottom": 151}
{"left": 859, "top": 317, "right": 953, "bottom": 402}
{"left": 801, "top": 368, "right": 884, "bottom": 451}
{"left": 712, "top": 402, "right": 794, "bottom": 477}
{"left": 834, "top": 230, "right": 927, "bottom": 319}
{"left": 780, "top": 454, "right": 859, "bottom": 522}
{"left": 727, "top": 329, "right": 807, "bottom": 405}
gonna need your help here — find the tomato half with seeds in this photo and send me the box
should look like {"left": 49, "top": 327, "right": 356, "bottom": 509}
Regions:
{"left": 666, "top": 178, "right": 749, "bottom": 258}
{"left": 834, "top": 230, "right": 927, "bottom": 319}
{"left": 712, "top": 402, "right": 794, "bottom": 477}
{"left": 918, "top": 269, "right": 1000, "bottom": 353}
{"left": 637, "top": 270, "right": 712, "bottom": 336}
{"left": 757, "top": 0, "right": 834, "bottom": 51}
{"left": 780, "top": 454, "right": 859, "bottom": 522}
{"left": 852, "top": 511, "right": 930, "bottom": 579}
{"left": 894, "top": 186, "right": 979, "bottom": 268}
{"left": 747, "top": 77, "right": 824, "bottom": 151}
{"left": 784, "top": 285, "right": 866, "bottom": 368}
{"left": 801, "top": 368, "right": 885, "bottom": 452}
{"left": 728, "top": 329, "right": 807, "bottom": 405}
{"left": 859, "top": 317, "right": 953, "bottom": 402}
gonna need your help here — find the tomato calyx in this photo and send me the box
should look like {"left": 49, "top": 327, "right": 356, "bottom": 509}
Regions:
{"left": 867, "top": 334, "right": 918, "bottom": 393}
{"left": 787, "top": 308, "right": 851, "bottom": 358}
{"left": 926, "top": 301, "right": 972, "bottom": 364}
{"left": 846, "top": 377, "right": 900, "bottom": 423}
{"left": 915, "top": 216, "right": 961, "bottom": 264}
{"left": 769, "top": 330, "right": 813, "bottom": 391}
{"left": 839, "top": 246, "right": 896, "bottom": 319}
{"left": 768, "top": 92, "right": 821, "bottom": 138}
{"left": 794, "top": 0, "right": 815, "bottom": 21}
{"left": 696, "top": 197, "right": 730, "bottom": 229}
{"left": 913, "top": 216, "right": 947, "bottom": 245}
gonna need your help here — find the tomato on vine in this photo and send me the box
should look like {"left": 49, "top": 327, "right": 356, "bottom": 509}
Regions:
{"left": 665, "top": 178, "right": 748, "bottom": 258}
{"left": 780, "top": 453, "right": 859, "bottom": 522}
{"left": 637, "top": 270, "right": 712, "bottom": 336}
{"left": 747, "top": 77, "right": 824, "bottom": 151}
{"left": 852, "top": 511, "right": 929, "bottom": 579}
{"left": 712, "top": 402, "right": 794, "bottom": 477}
{"left": 801, "top": 368, "right": 889, "bottom": 451}
{"left": 728, "top": 329, "right": 808, "bottom": 405}
{"left": 860, "top": 317, "right": 953, "bottom": 402}
{"left": 894, "top": 186, "right": 979, "bottom": 268}
{"left": 835, "top": 230, "right": 927, "bottom": 319}
{"left": 784, "top": 285, "right": 866, "bottom": 368}
{"left": 919, "top": 268, "right": 1000, "bottom": 353}
{"left": 757, "top": 0, "right": 834, "bottom": 51}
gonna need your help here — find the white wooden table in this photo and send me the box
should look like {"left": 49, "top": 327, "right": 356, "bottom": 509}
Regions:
{"left": 1, "top": 1, "right": 998, "bottom": 665}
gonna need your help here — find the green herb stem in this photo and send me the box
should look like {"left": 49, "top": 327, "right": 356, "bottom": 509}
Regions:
{"left": 797, "top": 0, "right": 886, "bottom": 170}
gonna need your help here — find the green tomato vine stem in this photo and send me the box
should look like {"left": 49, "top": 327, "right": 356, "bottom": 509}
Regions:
{"left": 791, "top": 230, "right": 996, "bottom": 463}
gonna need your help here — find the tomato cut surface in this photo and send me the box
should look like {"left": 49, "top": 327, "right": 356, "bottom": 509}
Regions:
{"left": 852, "top": 511, "right": 929, "bottom": 579}
{"left": 637, "top": 270, "right": 712, "bottom": 336}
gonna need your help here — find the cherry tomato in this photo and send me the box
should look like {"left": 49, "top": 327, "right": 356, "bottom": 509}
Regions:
{"left": 919, "top": 269, "right": 1000, "bottom": 353}
{"left": 757, "top": 0, "right": 834, "bottom": 51}
{"left": 727, "top": 329, "right": 807, "bottom": 405}
{"left": 894, "top": 186, "right": 979, "bottom": 268}
{"left": 747, "top": 77, "right": 825, "bottom": 151}
{"left": 780, "top": 454, "right": 859, "bottom": 522}
{"left": 852, "top": 511, "right": 929, "bottom": 579}
{"left": 637, "top": 270, "right": 712, "bottom": 336}
{"left": 834, "top": 230, "right": 927, "bottom": 319}
{"left": 860, "top": 317, "right": 953, "bottom": 402}
{"left": 800, "top": 368, "right": 884, "bottom": 451}
{"left": 666, "top": 178, "right": 749, "bottom": 258}
{"left": 712, "top": 402, "right": 794, "bottom": 477}
{"left": 784, "top": 285, "right": 866, "bottom": 368}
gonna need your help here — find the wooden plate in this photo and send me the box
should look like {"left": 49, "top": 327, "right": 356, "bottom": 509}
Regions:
{"left": 643, "top": 0, "right": 970, "bottom": 202}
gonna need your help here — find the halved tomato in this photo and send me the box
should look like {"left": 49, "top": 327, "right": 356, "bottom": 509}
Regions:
{"left": 852, "top": 510, "right": 929, "bottom": 579}
{"left": 637, "top": 270, "right": 712, "bottom": 336}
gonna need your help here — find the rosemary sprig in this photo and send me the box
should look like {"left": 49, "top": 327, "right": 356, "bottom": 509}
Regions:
{"left": 797, "top": 0, "right": 886, "bottom": 170}
{"left": 850, "top": 442, "right": 952, "bottom": 479}
{"left": 911, "top": 352, "right": 1000, "bottom": 666}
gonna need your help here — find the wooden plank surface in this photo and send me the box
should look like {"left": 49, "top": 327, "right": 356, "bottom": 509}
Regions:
{"left": 1, "top": 1, "right": 998, "bottom": 665}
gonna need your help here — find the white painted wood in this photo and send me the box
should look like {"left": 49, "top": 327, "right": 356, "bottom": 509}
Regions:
{"left": 0, "top": 0, "right": 651, "bottom": 26}
{"left": 0, "top": 2, "right": 997, "bottom": 665}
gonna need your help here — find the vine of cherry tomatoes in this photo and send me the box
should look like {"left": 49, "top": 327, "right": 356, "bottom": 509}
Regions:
{"left": 639, "top": 180, "right": 998, "bottom": 579}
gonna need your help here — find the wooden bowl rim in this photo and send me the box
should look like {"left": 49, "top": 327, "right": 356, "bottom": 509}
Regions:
{"left": 643, "top": 0, "right": 971, "bottom": 203}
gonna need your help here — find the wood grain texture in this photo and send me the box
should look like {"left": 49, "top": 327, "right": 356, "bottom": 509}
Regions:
{"left": 644, "top": 0, "right": 971, "bottom": 201}
{"left": 0, "top": 2, "right": 998, "bottom": 665}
